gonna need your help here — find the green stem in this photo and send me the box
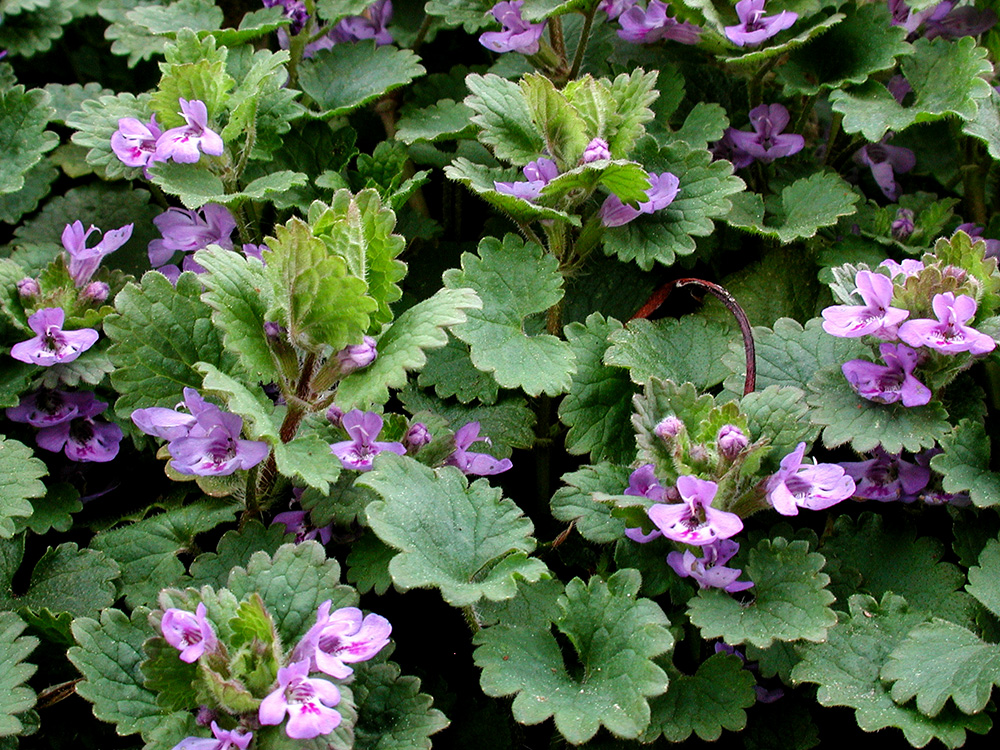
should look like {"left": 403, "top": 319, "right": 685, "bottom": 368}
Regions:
{"left": 792, "top": 92, "right": 818, "bottom": 137}
{"left": 962, "top": 136, "right": 988, "bottom": 226}
{"left": 820, "top": 112, "right": 843, "bottom": 167}
{"left": 568, "top": 7, "right": 596, "bottom": 80}
{"left": 747, "top": 57, "right": 779, "bottom": 110}
{"left": 410, "top": 13, "right": 432, "bottom": 54}
{"left": 548, "top": 15, "right": 567, "bottom": 68}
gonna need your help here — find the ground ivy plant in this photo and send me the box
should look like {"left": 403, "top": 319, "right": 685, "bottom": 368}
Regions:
{"left": 3, "top": 1, "right": 1000, "bottom": 748}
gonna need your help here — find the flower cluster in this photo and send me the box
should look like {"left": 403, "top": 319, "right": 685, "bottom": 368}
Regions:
{"left": 10, "top": 308, "right": 99, "bottom": 367}
{"left": 112, "top": 99, "right": 223, "bottom": 173}
{"left": 479, "top": 1, "right": 546, "bottom": 54}
{"left": 616, "top": 0, "right": 701, "bottom": 44}
{"left": 162, "top": 599, "right": 390, "bottom": 743}
{"left": 148, "top": 203, "right": 237, "bottom": 278}
{"left": 715, "top": 104, "right": 804, "bottom": 168}
{"left": 268, "top": 0, "right": 394, "bottom": 56}
{"left": 724, "top": 0, "right": 797, "bottom": 47}
{"left": 131, "top": 388, "right": 269, "bottom": 476}
{"left": 854, "top": 135, "right": 915, "bottom": 201}
{"left": 494, "top": 157, "right": 559, "bottom": 202}
{"left": 6, "top": 388, "right": 123, "bottom": 463}
{"left": 330, "top": 409, "right": 406, "bottom": 471}
{"left": 765, "top": 442, "right": 856, "bottom": 516}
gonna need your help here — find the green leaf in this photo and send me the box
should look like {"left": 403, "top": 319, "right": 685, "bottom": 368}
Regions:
{"left": 550, "top": 463, "right": 631, "bottom": 544}
{"left": 0, "top": 160, "right": 58, "bottom": 225}
{"left": 602, "top": 137, "right": 745, "bottom": 269}
{"left": 148, "top": 30, "right": 233, "bottom": 129}
{"left": 642, "top": 653, "right": 755, "bottom": 743}
{"left": 206, "top": 6, "right": 288, "bottom": 46}
{"left": 227, "top": 541, "right": 357, "bottom": 645}
{"left": 538, "top": 160, "right": 651, "bottom": 206}
{"left": 187, "top": 520, "right": 288, "bottom": 590}
{"left": 520, "top": 73, "right": 590, "bottom": 168}
{"left": 792, "top": 594, "right": 991, "bottom": 749}
{"left": 360, "top": 454, "right": 548, "bottom": 607}
{"left": 105, "top": 271, "right": 237, "bottom": 418}
{"left": 0, "top": 611, "right": 37, "bottom": 737}
{"left": 224, "top": 44, "right": 302, "bottom": 162}
{"left": 822, "top": 513, "right": 971, "bottom": 623}
{"left": 807, "top": 365, "right": 951, "bottom": 454}
{"left": 0, "top": 2, "right": 74, "bottom": 58}
{"left": 464, "top": 73, "right": 545, "bottom": 165}
{"left": 443, "top": 234, "right": 576, "bottom": 397}
{"left": 721, "top": 317, "right": 868, "bottom": 397}
{"left": 149, "top": 163, "right": 308, "bottom": 210}
{"left": 196, "top": 362, "right": 279, "bottom": 442}
{"left": 125, "top": 0, "right": 222, "bottom": 35}
{"left": 688, "top": 537, "right": 837, "bottom": 649}
{"left": 0, "top": 86, "right": 59, "bottom": 194}
{"left": 967, "top": 538, "right": 1000, "bottom": 620}
{"left": 0, "top": 538, "right": 120, "bottom": 618}
{"left": 396, "top": 99, "right": 476, "bottom": 144}
{"left": 603, "top": 69, "right": 659, "bottom": 157}
{"left": 559, "top": 313, "right": 636, "bottom": 463}
{"left": 337, "top": 286, "right": 483, "bottom": 409}
{"left": 883, "top": 619, "right": 1000, "bottom": 717}
{"left": 930, "top": 419, "right": 1000, "bottom": 508}
{"left": 17, "top": 481, "right": 81, "bottom": 536}
{"left": 719, "top": 11, "right": 844, "bottom": 68}
{"left": 962, "top": 88, "right": 1000, "bottom": 160}
{"left": 195, "top": 247, "right": 275, "bottom": 382}
{"left": 299, "top": 43, "right": 425, "bottom": 117}
{"left": 443, "top": 158, "right": 581, "bottom": 225}
{"left": 346, "top": 529, "right": 396, "bottom": 596}
{"left": 424, "top": 0, "right": 495, "bottom": 31}
{"left": 274, "top": 434, "right": 344, "bottom": 494}
{"left": 90, "top": 499, "right": 238, "bottom": 608}
{"left": 99, "top": 0, "right": 170, "bottom": 67}
{"left": 672, "top": 101, "right": 728, "bottom": 150}
{"left": 740, "top": 385, "right": 819, "bottom": 463}
{"left": 776, "top": 2, "right": 911, "bottom": 96}
{"left": 604, "top": 314, "right": 734, "bottom": 390}
{"left": 473, "top": 570, "right": 673, "bottom": 744}
{"left": 68, "top": 608, "right": 168, "bottom": 737}
{"left": 263, "top": 216, "right": 374, "bottom": 354}
{"left": 727, "top": 172, "right": 860, "bottom": 243}
{"left": 352, "top": 661, "right": 450, "bottom": 750}
{"left": 0, "top": 436, "right": 45, "bottom": 538}
{"left": 314, "top": 0, "right": 374, "bottom": 22}
{"left": 218, "top": 46, "right": 291, "bottom": 142}
{"left": 397, "top": 387, "right": 536, "bottom": 458}
{"left": 417, "top": 334, "right": 500, "bottom": 405}
{"left": 832, "top": 36, "right": 994, "bottom": 141}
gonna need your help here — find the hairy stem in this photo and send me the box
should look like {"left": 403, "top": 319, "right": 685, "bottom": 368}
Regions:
{"left": 568, "top": 7, "right": 596, "bottom": 80}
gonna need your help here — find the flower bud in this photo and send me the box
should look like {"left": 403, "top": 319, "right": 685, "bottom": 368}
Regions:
{"left": 404, "top": 422, "right": 431, "bottom": 451}
{"left": 891, "top": 208, "right": 914, "bottom": 241}
{"left": 336, "top": 335, "right": 378, "bottom": 375}
{"left": 80, "top": 281, "right": 109, "bottom": 304}
{"left": 689, "top": 444, "right": 710, "bottom": 463}
{"left": 326, "top": 404, "right": 344, "bottom": 427}
{"left": 654, "top": 416, "right": 683, "bottom": 440}
{"left": 582, "top": 137, "right": 611, "bottom": 163}
{"left": 16, "top": 277, "right": 39, "bottom": 299}
{"left": 717, "top": 424, "right": 749, "bottom": 460}
{"left": 264, "top": 321, "right": 287, "bottom": 339}
{"left": 195, "top": 706, "right": 217, "bottom": 727}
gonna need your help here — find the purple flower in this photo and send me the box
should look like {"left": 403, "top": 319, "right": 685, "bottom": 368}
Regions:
{"left": 403, "top": 422, "right": 431, "bottom": 451}
{"left": 923, "top": 1, "right": 997, "bottom": 40}
{"left": 10, "top": 308, "right": 99, "bottom": 367}
{"left": 897, "top": 292, "right": 997, "bottom": 355}
{"left": 329, "top": 0, "right": 393, "bottom": 45}
{"left": 581, "top": 137, "right": 611, "bottom": 163}
{"left": 148, "top": 204, "right": 236, "bottom": 268}
{"left": 841, "top": 447, "right": 930, "bottom": 502}
{"left": 887, "top": 74, "right": 913, "bottom": 104}
{"left": 854, "top": 137, "right": 916, "bottom": 201}
{"left": 62, "top": 220, "right": 133, "bottom": 287}
{"left": 242, "top": 243, "right": 266, "bottom": 262}
{"left": 717, "top": 425, "right": 748, "bottom": 460}
{"left": 292, "top": 600, "right": 392, "bottom": 679}
{"left": 617, "top": 0, "right": 702, "bottom": 44}
{"left": 335, "top": 335, "right": 377, "bottom": 375}
{"left": 170, "top": 721, "right": 252, "bottom": 750}
{"left": 711, "top": 129, "right": 755, "bottom": 169}
{"left": 726, "top": 104, "right": 804, "bottom": 165}
{"left": 111, "top": 115, "right": 163, "bottom": 174}
{"left": 821, "top": 270, "right": 909, "bottom": 339}
{"left": 955, "top": 223, "right": 1000, "bottom": 259}
{"left": 273, "top": 510, "right": 333, "bottom": 545}
{"left": 623, "top": 464, "right": 668, "bottom": 543}
{"left": 667, "top": 538, "right": 754, "bottom": 592}
{"left": 599, "top": 0, "right": 638, "bottom": 20}
{"left": 647, "top": 475, "right": 744, "bottom": 546}
{"left": 494, "top": 157, "right": 559, "bottom": 202}
{"left": 161, "top": 603, "right": 217, "bottom": 663}
{"left": 154, "top": 99, "right": 225, "bottom": 164}
{"left": 880, "top": 258, "right": 924, "bottom": 278}
{"left": 263, "top": 0, "right": 309, "bottom": 35}
{"left": 479, "top": 1, "right": 546, "bottom": 54}
{"left": 443, "top": 422, "right": 513, "bottom": 476}
{"left": 35, "top": 396, "right": 122, "bottom": 463}
{"left": 131, "top": 388, "right": 269, "bottom": 476}
{"left": 891, "top": 208, "right": 915, "bottom": 241}
{"left": 258, "top": 660, "right": 341, "bottom": 739}
{"left": 842, "top": 342, "right": 932, "bottom": 407}
{"left": 766, "top": 442, "right": 856, "bottom": 516}
{"left": 330, "top": 410, "right": 406, "bottom": 471}
{"left": 724, "top": 0, "right": 797, "bottom": 46}
{"left": 6, "top": 388, "right": 93, "bottom": 428}
{"left": 17, "top": 277, "right": 40, "bottom": 299}
{"left": 599, "top": 171, "right": 680, "bottom": 227}
{"left": 654, "top": 416, "right": 684, "bottom": 440}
